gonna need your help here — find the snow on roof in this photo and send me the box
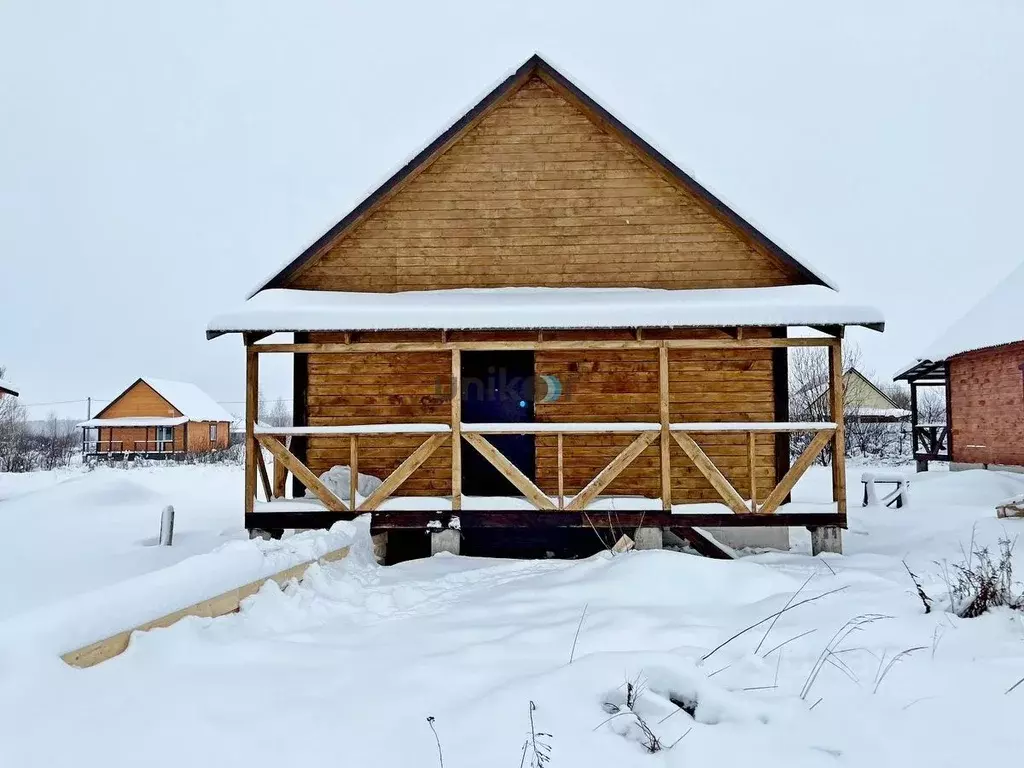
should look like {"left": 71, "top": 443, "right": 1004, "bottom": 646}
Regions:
{"left": 139, "top": 378, "right": 234, "bottom": 423}
{"left": 853, "top": 407, "right": 911, "bottom": 419}
{"left": 906, "top": 260, "right": 1024, "bottom": 365}
{"left": 77, "top": 416, "right": 190, "bottom": 428}
{"left": 208, "top": 286, "right": 884, "bottom": 335}
{"left": 0, "top": 378, "right": 18, "bottom": 397}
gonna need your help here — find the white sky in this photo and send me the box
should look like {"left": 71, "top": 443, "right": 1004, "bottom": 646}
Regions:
{"left": 2, "top": 0, "right": 1022, "bottom": 419}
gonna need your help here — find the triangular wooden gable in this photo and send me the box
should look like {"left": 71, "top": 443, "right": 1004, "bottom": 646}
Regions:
{"left": 261, "top": 55, "right": 827, "bottom": 295}
{"left": 94, "top": 379, "right": 183, "bottom": 420}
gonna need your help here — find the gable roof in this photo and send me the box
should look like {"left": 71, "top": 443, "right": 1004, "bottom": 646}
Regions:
{"left": 250, "top": 54, "right": 836, "bottom": 298}
{"left": 95, "top": 377, "right": 233, "bottom": 423}
{"left": 899, "top": 260, "right": 1024, "bottom": 374}
{"left": 0, "top": 378, "right": 18, "bottom": 397}
{"left": 806, "top": 368, "right": 901, "bottom": 408}
{"left": 805, "top": 367, "right": 909, "bottom": 418}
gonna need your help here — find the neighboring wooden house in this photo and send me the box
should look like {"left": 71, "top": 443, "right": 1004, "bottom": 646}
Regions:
{"left": 79, "top": 377, "right": 233, "bottom": 459}
{"left": 208, "top": 55, "right": 884, "bottom": 556}
{"left": 0, "top": 379, "right": 18, "bottom": 398}
{"left": 896, "top": 260, "right": 1024, "bottom": 471}
{"left": 804, "top": 368, "right": 910, "bottom": 423}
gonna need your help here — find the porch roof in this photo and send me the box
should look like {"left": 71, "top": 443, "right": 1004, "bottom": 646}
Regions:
{"left": 78, "top": 416, "right": 189, "bottom": 428}
{"left": 207, "top": 285, "right": 884, "bottom": 338}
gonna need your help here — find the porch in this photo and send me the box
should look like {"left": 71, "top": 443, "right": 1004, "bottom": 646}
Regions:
{"left": 80, "top": 416, "right": 188, "bottom": 460}
{"left": 240, "top": 331, "right": 849, "bottom": 551}
{"left": 894, "top": 359, "right": 952, "bottom": 469}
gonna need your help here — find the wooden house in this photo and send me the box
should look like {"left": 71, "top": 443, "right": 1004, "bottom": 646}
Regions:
{"left": 79, "top": 377, "right": 233, "bottom": 459}
{"left": 896, "top": 260, "right": 1024, "bottom": 471}
{"left": 208, "top": 55, "right": 884, "bottom": 557}
{"left": 804, "top": 368, "right": 909, "bottom": 424}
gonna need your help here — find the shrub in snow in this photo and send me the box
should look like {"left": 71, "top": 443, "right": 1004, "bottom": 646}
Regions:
{"left": 518, "top": 701, "right": 552, "bottom": 767}
{"left": 945, "top": 537, "right": 1023, "bottom": 618}
{"left": 312, "top": 465, "right": 382, "bottom": 502}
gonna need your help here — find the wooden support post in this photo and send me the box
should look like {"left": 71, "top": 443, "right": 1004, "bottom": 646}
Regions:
{"left": 557, "top": 432, "right": 564, "bottom": 509}
{"left": 451, "top": 349, "right": 462, "bottom": 511}
{"left": 244, "top": 346, "right": 258, "bottom": 516}
{"left": 659, "top": 345, "right": 672, "bottom": 511}
{"left": 772, "top": 327, "right": 792, "bottom": 504}
{"left": 255, "top": 445, "right": 272, "bottom": 502}
{"left": 747, "top": 431, "right": 757, "bottom": 513}
{"left": 349, "top": 434, "right": 359, "bottom": 507}
{"left": 272, "top": 436, "right": 289, "bottom": 498}
{"left": 829, "top": 341, "right": 847, "bottom": 514}
{"left": 291, "top": 331, "right": 309, "bottom": 499}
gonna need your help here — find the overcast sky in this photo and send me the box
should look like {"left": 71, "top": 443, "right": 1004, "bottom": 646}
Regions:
{"left": 2, "top": 0, "right": 1022, "bottom": 420}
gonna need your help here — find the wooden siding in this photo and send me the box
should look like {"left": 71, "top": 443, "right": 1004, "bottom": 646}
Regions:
{"left": 287, "top": 76, "right": 799, "bottom": 293}
{"left": 304, "top": 333, "right": 451, "bottom": 493}
{"left": 187, "top": 422, "right": 231, "bottom": 452}
{"left": 302, "top": 330, "right": 779, "bottom": 502}
{"left": 535, "top": 334, "right": 777, "bottom": 502}
{"left": 97, "top": 381, "right": 181, "bottom": 420}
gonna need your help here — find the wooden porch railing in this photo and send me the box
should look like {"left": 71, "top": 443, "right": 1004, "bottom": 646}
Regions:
{"left": 913, "top": 424, "right": 950, "bottom": 461}
{"left": 254, "top": 424, "right": 450, "bottom": 513}
{"left": 243, "top": 333, "right": 848, "bottom": 521}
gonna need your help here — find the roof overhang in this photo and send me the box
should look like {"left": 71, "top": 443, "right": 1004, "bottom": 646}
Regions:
{"left": 893, "top": 358, "right": 948, "bottom": 382}
{"left": 77, "top": 416, "right": 190, "bottom": 428}
{"left": 207, "top": 286, "right": 884, "bottom": 339}
{"left": 0, "top": 380, "right": 18, "bottom": 397}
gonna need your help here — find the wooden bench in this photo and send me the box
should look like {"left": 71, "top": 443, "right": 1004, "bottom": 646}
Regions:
{"left": 861, "top": 471, "right": 910, "bottom": 509}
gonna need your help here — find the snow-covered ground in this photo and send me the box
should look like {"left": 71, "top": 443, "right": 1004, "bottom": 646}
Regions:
{"left": 0, "top": 464, "right": 245, "bottom": 619}
{"left": 1, "top": 461, "right": 1023, "bottom": 767}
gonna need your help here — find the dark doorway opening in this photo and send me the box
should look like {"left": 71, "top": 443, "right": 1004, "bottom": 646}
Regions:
{"left": 460, "top": 351, "right": 535, "bottom": 496}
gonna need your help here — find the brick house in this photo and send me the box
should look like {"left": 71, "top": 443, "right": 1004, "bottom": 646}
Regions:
{"left": 896, "top": 261, "right": 1024, "bottom": 471}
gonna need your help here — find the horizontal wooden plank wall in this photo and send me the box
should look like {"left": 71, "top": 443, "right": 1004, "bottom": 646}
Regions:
{"left": 288, "top": 77, "right": 799, "bottom": 293}
{"left": 301, "top": 329, "right": 780, "bottom": 503}
{"left": 186, "top": 422, "right": 230, "bottom": 452}
{"left": 98, "top": 380, "right": 182, "bottom": 419}
{"left": 304, "top": 332, "right": 451, "bottom": 494}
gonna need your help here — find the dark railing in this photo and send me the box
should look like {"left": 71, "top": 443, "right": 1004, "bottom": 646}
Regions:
{"left": 913, "top": 425, "right": 949, "bottom": 461}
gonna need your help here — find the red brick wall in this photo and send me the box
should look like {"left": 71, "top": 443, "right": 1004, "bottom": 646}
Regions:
{"left": 950, "top": 341, "right": 1024, "bottom": 466}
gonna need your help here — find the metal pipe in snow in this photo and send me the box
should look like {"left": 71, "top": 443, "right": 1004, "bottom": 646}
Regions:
{"left": 159, "top": 505, "right": 175, "bottom": 546}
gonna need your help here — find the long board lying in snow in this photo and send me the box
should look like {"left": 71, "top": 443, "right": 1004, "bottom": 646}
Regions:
{"left": 62, "top": 546, "right": 351, "bottom": 669}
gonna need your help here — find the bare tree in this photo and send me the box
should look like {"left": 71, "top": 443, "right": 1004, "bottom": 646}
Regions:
{"left": 917, "top": 388, "right": 947, "bottom": 424}
{"left": 788, "top": 343, "right": 862, "bottom": 465}
{"left": 35, "top": 411, "right": 78, "bottom": 470}
{"left": 1, "top": 368, "right": 80, "bottom": 472}
{"left": 263, "top": 396, "right": 292, "bottom": 427}
{"left": 788, "top": 343, "right": 911, "bottom": 464}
